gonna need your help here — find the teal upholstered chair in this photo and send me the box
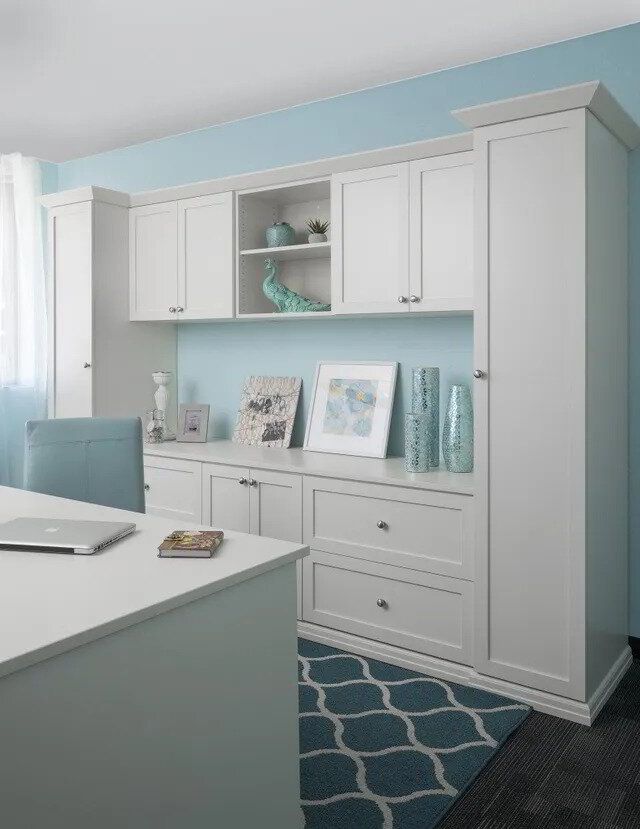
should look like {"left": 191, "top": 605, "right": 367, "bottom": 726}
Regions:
{"left": 24, "top": 417, "right": 145, "bottom": 513}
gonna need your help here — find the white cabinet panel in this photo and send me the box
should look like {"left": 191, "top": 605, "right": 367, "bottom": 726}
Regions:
{"left": 178, "top": 193, "right": 234, "bottom": 320}
{"left": 304, "top": 477, "right": 473, "bottom": 580}
{"left": 143, "top": 457, "right": 201, "bottom": 522}
{"left": 475, "top": 111, "right": 586, "bottom": 699}
{"left": 251, "top": 469, "right": 302, "bottom": 543}
{"left": 409, "top": 153, "right": 474, "bottom": 312}
{"left": 201, "top": 462, "right": 251, "bottom": 534}
{"left": 331, "top": 164, "right": 409, "bottom": 314}
{"left": 129, "top": 202, "right": 178, "bottom": 321}
{"left": 303, "top": 550, "right": 472, "bottom": 664}
{"left": 49, "top": 203, "right": 93, "bottom": 418}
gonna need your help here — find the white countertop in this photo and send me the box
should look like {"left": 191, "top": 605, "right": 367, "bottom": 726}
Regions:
{"left": 0, "top": 486, "right": 307, "bottom": 680}
{"left": 144, "top": 440, "right": 475, "bottom": 496}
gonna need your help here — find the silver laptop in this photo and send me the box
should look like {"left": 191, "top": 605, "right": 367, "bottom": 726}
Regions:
{"left": 0, "top": 517, "right": 136, "bottom": 555}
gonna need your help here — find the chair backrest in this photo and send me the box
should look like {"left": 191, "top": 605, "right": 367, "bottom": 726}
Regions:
{"left": 24, "top": 417, "right": 145, "bottom": 513}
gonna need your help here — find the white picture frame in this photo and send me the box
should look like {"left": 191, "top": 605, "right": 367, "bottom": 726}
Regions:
{"left": 304, "top": 361, "right": 398, "bottom": 458}
{"left": 177, "top": 404, "right": 210, "bottom": 443}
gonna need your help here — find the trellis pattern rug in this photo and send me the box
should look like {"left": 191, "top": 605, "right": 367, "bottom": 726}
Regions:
{"left": 298, "top": 639, "right": 530, "bottom": 829}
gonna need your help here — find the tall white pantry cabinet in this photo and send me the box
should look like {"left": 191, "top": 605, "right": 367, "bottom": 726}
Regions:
{"left": 455, "top": 83, "right": 638, "bottom": 712}
{"left": 43, "top": 189, "right": 177, "bottom": 420}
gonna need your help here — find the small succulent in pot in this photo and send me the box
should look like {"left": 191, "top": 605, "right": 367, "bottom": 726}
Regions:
{"left": 306, "top": 218, "right": 330, "bottom": 244}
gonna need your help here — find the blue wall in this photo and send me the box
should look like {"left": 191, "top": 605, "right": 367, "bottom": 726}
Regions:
{"left": 53, "top": 23, "right": 640, "bottom": 634}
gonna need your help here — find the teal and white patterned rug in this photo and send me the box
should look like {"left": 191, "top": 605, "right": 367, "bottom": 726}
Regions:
{"left": 298, "top": 639, "right": 529, "bottom": 828}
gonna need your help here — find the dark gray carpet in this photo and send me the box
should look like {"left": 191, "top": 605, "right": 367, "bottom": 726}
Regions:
{"left": 439, "top": 659, "right": 640, "bottom": 828}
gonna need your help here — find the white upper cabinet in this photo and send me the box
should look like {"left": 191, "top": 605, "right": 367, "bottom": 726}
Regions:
{"left": 331, "top": 164, "right": 410, "bottom": 314}
{"left": 129, "top": 201, "right": 178, "bottom": 321}
{"left": 409, "top": 153, "right": 474, "bottom": 312}
{"left": 130, "top": 193, "right": 234, "bottom": 321}
{"left": 178, "top": 192, "right": 234, "bottom": 320}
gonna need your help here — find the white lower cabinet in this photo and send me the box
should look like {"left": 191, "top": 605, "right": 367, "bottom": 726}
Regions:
{"left": 201, "top": 463, "right": 252, "bottom": 533}
{"left": 303, "top": 550, "right": 472, "bottom": 665}
{"left": 201, "top": 462, "right": 303, "bottom": 618}
{"left": 143, "top": 457, "right": 202, "bottom": 523}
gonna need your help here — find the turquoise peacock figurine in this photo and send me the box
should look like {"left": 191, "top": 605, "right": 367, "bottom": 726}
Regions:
{"left": 262, "top": 258, "right": 331, "bottom": 313}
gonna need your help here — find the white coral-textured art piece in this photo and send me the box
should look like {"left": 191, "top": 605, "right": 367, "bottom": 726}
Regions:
{"left": 233, "top": 376, "right": 302, "bottom": 448}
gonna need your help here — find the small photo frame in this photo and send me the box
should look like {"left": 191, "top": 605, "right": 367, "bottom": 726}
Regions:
{"left": 177, "top": 404, "right": 210, "bottom": 443}
{"left": 304, "top": 361, "right": 397, "bottom": 458}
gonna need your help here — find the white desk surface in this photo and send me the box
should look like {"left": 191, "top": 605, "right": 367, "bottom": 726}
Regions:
{"left": 144, "top": 439, "right": 475, "bottom": 496}
{"left": 0, "top": 486, "right": 307, "bottom": 681}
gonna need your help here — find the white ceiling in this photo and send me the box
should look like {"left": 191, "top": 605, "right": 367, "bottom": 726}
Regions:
{"left": 1, "top": 0, "right": 639, "bottom": 162}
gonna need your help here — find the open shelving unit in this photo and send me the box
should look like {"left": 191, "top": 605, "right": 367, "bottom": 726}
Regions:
{"left": 236, "top": 178, "right": 332, "bottom": 317}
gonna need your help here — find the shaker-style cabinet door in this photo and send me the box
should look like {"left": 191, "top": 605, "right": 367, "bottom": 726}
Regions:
{"left": 201, "top": 463, "right": 251, "bottom": 533}
{"left": 129, "top": 202, "right": 178, "bottom": 321}
{"left": 49, "top": 202, "right": 94, "bottom": 418}
{"left": 249, "top": 469, "right": 303, "bottom": 619}
{"left": 177, "top": 192, "right": 234, "bottom": 320}
{"left": 143, "top": 457, "right": 202, "bottom": 522}
{"left": 331, "top": 164, "right": 410, "bottom": 314}
{"left": 409, "top": 152, "right": 474, "bottom": 312}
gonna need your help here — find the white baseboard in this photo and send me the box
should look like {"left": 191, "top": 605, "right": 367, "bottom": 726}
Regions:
{"left": 297, "top": 623, "right": 633, "bottom": 726}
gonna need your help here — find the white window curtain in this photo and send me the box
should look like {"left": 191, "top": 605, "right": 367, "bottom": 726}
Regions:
{"left": 0, "top": 153, "right": 47, "bottom": 486}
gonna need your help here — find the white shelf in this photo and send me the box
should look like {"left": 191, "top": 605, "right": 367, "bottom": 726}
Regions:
{"left": 239, "top": 242, "right": 331, "bottom": 262}
{"left": 237, "top": 310, "right": 334, "bottom": 320}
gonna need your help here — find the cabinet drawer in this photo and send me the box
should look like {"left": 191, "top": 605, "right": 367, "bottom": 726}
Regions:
{"left": 143, "top": 456, "right": 202, "bottom": 522}
{"left": 303, "top": 551, "right": 472, "bottom": 665}
{"left": 303, "top": 477, "right": 473, "bottom": 579}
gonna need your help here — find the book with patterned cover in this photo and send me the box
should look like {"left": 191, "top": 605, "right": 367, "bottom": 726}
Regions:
{"left": 158, "top": 530, "right": 224, "bottom": 558}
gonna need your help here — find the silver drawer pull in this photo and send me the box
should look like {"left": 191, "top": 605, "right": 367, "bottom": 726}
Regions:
{"left": 376, "top": 520, "right": 388, "bottom": 530}
{"left": 248, "top": 478, "right": 258, "bottom": 487}
{"left": 144, "top": 483, "right": 150, "bottom": 491}
{"left": 238, "top": 477, "right": 247, "bottom": 485}
{"left": 376, "top": 598, "right": 388, "bottom": 609}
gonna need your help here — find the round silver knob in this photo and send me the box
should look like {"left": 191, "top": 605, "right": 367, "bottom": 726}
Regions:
{"left": 376, "top": 598, "right": 388, "bottom": 609}
{"left": 397, "top": 295, "right": 408, "bottom": 303}
{"left": 238, "top": 477, "right": 247, "bottom": 485}
{"left": 473, "top": 369, "right": 486, "bottom": 379}
{"left": 176, "top": 306, "right": 184, "bottom": 313}
{"left": 376, "top": 520, "right": 388, "bottom": 530}
{"left": 144, "top": 483, "right": 150, "bottom": 491}
{"left": 248, "top": 478, "right": 258, "bottom": 487}
{"left": 409, "top": 295, "right": 420, "bottom": 303}
{"left": 83, "top": 362, "right": 91, "bottom": 368}
{"left": 169, "top": 306, "right": 176, "bottom": 313}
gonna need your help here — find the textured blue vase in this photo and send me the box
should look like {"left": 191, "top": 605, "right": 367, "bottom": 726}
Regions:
{"left": 411, "top": 367, "right": 439, "bottom": 467}
{"left": 442, "top": 384, "right": 474, "bottom": 473}
{"left": 404, "top": 413, "right": 429, "bottom": 472}
{"left": 265, "top": 222, "right": 296, "bottom": 247}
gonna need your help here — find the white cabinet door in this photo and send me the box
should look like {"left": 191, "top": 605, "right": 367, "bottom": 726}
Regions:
{"left": 177, "top": 192, "right": 234, "bottom": 320}
{"left": 250, "top": 469, "right": 303, "bottom": 620}
{"left": 249, "top": 469, "right": 302, "bottom": 543}
{"left": 331, "top": 164, "right": 409, "bottom": 314}
{"left": 143, "top": 456, "right": 202, "bottom": 522}
{"left": 409, "top": 152, "right": 474, "bottom": 313}
{"left": 475, "top": 110, "right": 586, "bottom": 699}
{"left": 201, "top": 463, "right": 251, "bottom": 533}
{"left": 49, "top": 202, "right": 94, "bottom": 418}
{"left": 129, "top": 202, "right": 178, "bottom": 321}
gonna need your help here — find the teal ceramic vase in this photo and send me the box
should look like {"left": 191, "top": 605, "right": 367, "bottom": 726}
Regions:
{"left": 442, "top": 384, "right": 473, "bottom": 473}
{"left": 404, "top": 413, "right": 429, "bottom": 472}
{"left": 411, "top": 367, "right": 439, "bottom": 467}
{"left": 265, "top": 222, "right": 296, "bottom": 247}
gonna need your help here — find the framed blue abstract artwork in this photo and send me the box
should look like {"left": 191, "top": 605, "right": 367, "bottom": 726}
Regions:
{"left": 304, "top": 361, "right": 397, "bottom": 458}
